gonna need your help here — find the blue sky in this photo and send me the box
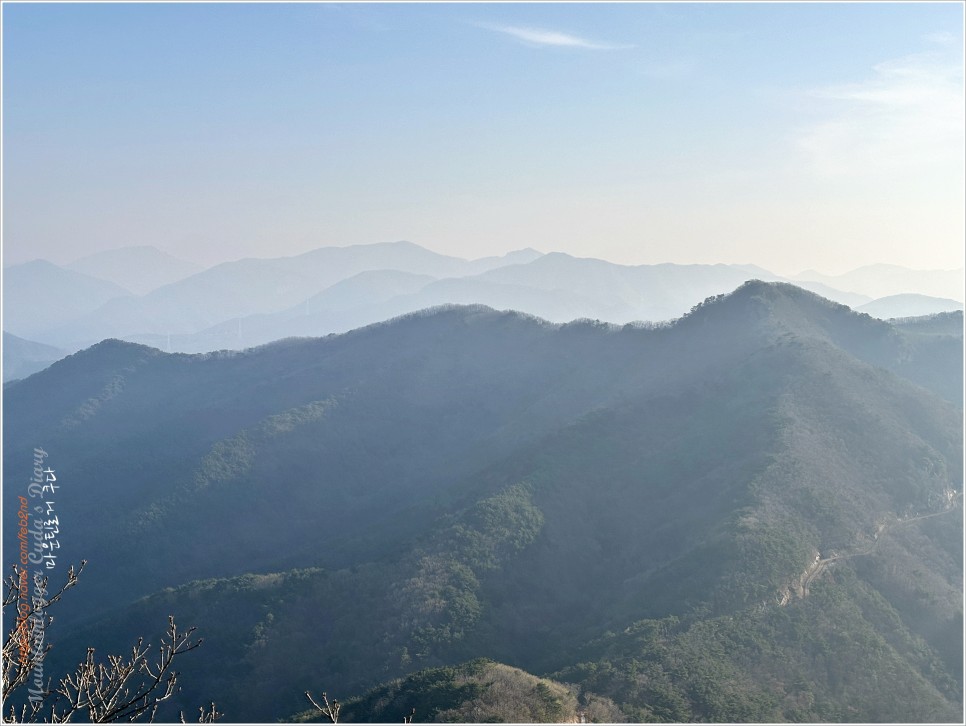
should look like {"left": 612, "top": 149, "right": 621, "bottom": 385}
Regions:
{"left": 3, "top": 2, "right": 963, "bottom": 274}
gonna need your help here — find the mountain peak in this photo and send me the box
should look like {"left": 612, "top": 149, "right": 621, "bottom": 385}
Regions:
{"left": 7, "top": 258, "right": 63, "bottom": 272}
{"left": 721, "top": 278, "right": 850, "bottom": 310}
{"left": 681, "top": 279, "right": 884, "bottom": 342}
{"left": 60, "top": 338, "right": 164, "bottom": 369}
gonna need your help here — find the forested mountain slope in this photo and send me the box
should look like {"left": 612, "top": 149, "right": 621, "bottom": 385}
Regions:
{"left": 3, "top": 281, "right": 961, "bottom": 722}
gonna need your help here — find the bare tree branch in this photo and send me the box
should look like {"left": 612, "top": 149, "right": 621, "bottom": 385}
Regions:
{"left": 2, "top": 561, "right": 216, "bottom": 723}
{"left": 305, "top": 690, "right": 341, "bottom": 723}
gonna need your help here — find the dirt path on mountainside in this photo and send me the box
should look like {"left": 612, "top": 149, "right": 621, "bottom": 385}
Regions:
{"left": 785, "top": 492, "right": 962, "bottom": 602}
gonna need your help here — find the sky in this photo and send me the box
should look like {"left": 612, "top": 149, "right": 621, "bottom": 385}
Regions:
{"left": 2, "top": 1, "right": 964, "bottom": 275}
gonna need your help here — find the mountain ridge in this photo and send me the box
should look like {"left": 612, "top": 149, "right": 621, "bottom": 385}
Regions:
{"left": 3, "top": 280, "right": 961, "bottom": 722}
{"left": 5, "top": 242, "right": 908, "bottom": 354}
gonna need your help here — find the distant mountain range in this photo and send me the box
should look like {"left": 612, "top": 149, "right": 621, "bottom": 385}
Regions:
{"left": 3, "top": 242, "right": 544, "bottom": 352}
{"left": 1, "top": 331, "right": 69, "bottom": 382}
{"left": 142, "top": 254, "right": 816, "bottom": 354}
{"left": 3, "top": 242, "right": 961, "bottom": 379}
{"left": 791, "top": 264, "right": 965, "bottom": 302}
{"left": 856, "top": 293, "right": 964, "bottom": 320}
{"left": 2, "top": 259, "right": 132, "bottom": 339}
{"left": 3, "top": 281, "right": 962, "bottom": 722}
{"left": 65, "top": 245, "right": 204, "bottom": 296}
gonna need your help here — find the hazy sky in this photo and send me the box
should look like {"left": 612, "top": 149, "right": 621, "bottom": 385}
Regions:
{"left": 3, "top": 2, "right": 964, "bottom": 275}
